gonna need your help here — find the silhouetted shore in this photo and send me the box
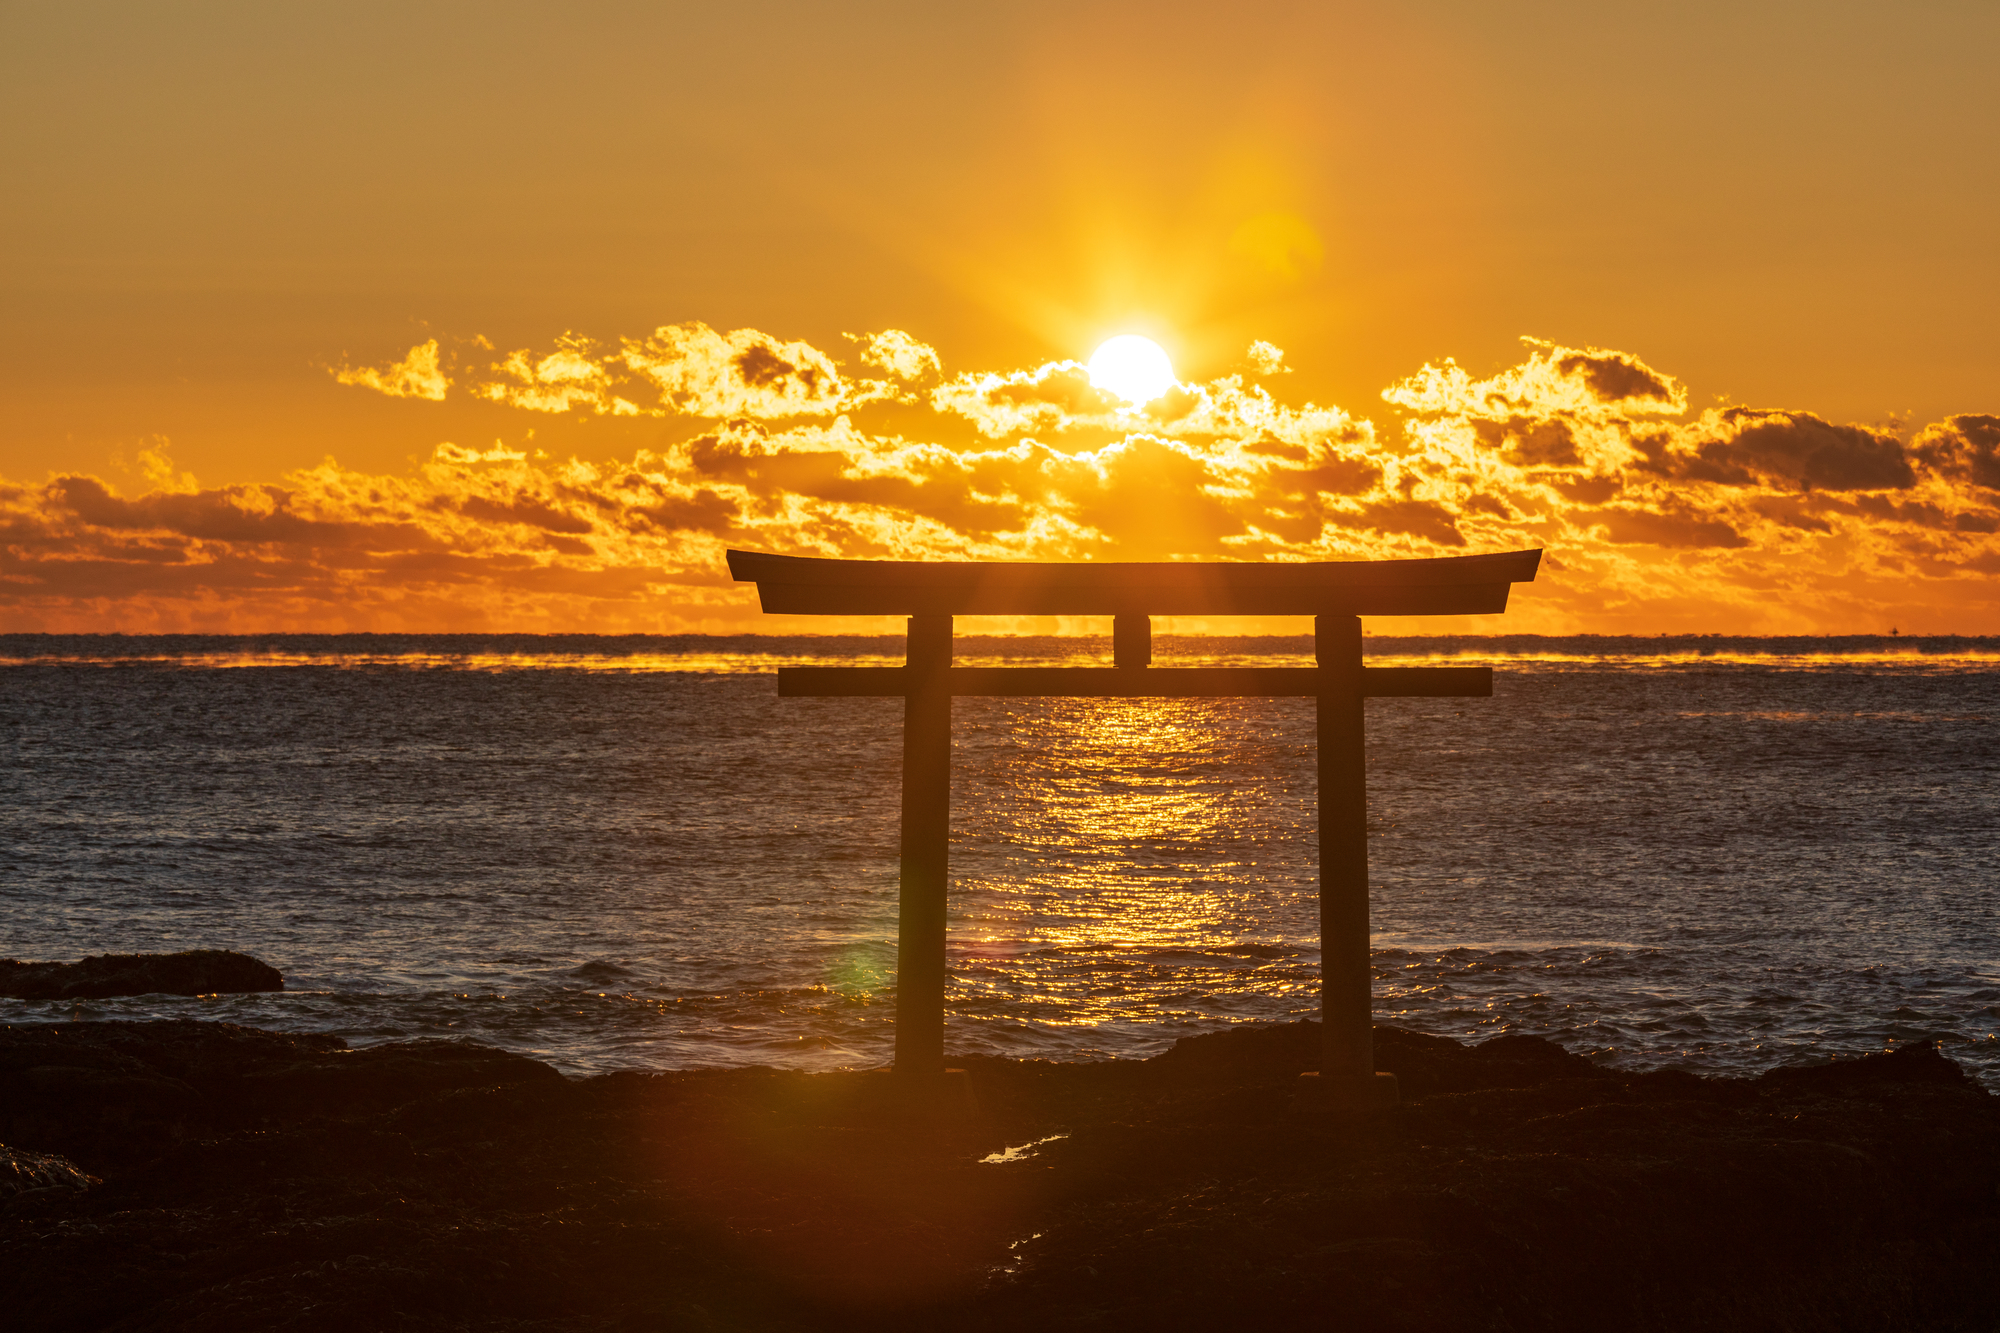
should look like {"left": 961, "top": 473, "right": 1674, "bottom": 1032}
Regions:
{"left": 3, "top": 1019, "right": 1996, "bottom": 1331}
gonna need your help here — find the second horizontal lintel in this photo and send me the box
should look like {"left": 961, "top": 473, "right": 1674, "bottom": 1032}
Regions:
{"left": 776, "top": 665, "right": 1493, "bottom": 699}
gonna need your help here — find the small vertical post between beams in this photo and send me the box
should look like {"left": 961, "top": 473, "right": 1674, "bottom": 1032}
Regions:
{"left": 1113, "top": 614, "right": 1152, "bottom": 669}
{"left": 895, "top": 613, "right": 952, "bottom": 1075}
{"left": 1315, "top": 614, "right": 1376, "bottom": 1091}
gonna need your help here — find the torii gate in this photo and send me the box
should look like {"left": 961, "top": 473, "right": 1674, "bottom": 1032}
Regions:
{"left": 727, "top": 548, "right": 1542, "bottom": 1108}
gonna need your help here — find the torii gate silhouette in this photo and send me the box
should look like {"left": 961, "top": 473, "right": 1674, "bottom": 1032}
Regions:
{"left": 728, "top": 548, "right": 1542, "bottom": 1108}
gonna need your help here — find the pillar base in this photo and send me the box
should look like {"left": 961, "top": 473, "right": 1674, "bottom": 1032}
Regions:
{"left": 1294, "top": 1070, "right": 1399, "bottom": 1112}
{"left": 868, "top": 1067, "right": 978, "bottom": 1118}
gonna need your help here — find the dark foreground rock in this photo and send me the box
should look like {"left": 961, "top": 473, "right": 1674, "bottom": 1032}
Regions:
{"left": 0, "top": 951, "right": 283, "bottom": 1001}
{"left": 1, "top": 1020, "right": 1996, "bottom": 1333}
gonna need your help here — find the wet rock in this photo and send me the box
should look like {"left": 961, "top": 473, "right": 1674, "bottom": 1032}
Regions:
{"left": 1150, "top": 1021, "right": 1613, "bottom": 1098}
{"left": 0, "top": 1020, "right": 339, "bottom": 1107}
{"left": 1450, "top": 1031, "right": 1610, "bottom": 1088}
{"left": 1755, "top": 1036, "right": 1979, "bottom": 1099}
{"left": 1148, "top": 1018, "right": 1322, "bottom": 1080}
{"left": 569, "top": 960, "right": 634, "bottom": 983}
{"left": 0, "top": 949, "right": 284, "bottom": 1001}
{"left": 1620, "top": 1065, "right": 1734, "bottom": 1102}
{"left": 1374, "top": 1024, "right": 1551, "bottom": 1094}
{"left": 0, "top": 1020, "right": 563, "bottom": 1173}
{"left": 0, "top": 1143, "right": 98, "bottom": 1201}
{"left": 238, "top": 1037, "right": 567, "bottom": 1118}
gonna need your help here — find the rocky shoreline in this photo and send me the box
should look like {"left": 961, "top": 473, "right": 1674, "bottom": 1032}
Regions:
{"left": 2, "top": 1017, "right": 1997, "bottom": 1331}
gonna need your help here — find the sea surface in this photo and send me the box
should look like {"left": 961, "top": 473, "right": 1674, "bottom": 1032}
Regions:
{"left": 3, "top": 632, "right": 1997, "bottom": 1087}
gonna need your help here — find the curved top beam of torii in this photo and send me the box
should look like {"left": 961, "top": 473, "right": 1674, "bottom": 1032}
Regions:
{"left": 726, "top": 548, "right": 1542, "bottom": 617}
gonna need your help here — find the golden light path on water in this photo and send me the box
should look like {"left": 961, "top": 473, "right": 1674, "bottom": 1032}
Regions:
{"left": 969, "top": 703, "right": 1247, "bottom": 955}
{"left": 947, "top": 692, "right": 1326, "bottom": 1038}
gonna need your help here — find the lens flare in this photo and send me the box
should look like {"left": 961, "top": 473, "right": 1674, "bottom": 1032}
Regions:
{"left": 1087, "top": 335, "right": 1177, "bottom": 405}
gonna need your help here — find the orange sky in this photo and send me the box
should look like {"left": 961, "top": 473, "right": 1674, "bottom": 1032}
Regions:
{"left": 4, "top": 2, "right": 1998, "bottom": 635}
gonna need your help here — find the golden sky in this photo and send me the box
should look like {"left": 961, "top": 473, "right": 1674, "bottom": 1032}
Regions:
{"left": 4, "top": 2, "right": 1998, "bottom": 635}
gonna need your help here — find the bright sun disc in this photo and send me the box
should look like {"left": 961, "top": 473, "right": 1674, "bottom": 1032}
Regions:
{"left": 1087, "top": 335, "right": 1176, "bottom": 405}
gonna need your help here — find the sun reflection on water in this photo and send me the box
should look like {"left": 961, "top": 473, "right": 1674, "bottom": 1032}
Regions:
{"left": 947, "top": 695, "right": 1323, "bottom": 1047}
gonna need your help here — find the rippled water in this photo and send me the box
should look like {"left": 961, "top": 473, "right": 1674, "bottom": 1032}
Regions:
{"left": 2, "top": 634, "right": 1996, "bottom": 1086}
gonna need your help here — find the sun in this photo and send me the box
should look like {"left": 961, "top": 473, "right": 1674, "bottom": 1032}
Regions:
{"left": 1087, "top": 335, "right": 1177, "bottom": 405}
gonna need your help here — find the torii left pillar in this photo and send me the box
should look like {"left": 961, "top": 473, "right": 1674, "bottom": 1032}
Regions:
{"left": 895, "top": 613, "right": 953, "bottom": 1076}
{"left": 1307, "top": 614, "right": 1399, "bottom": 1109}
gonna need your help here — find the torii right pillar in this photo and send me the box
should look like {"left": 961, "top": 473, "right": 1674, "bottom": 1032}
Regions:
{"left": 1308, "top": 613, "right": 1399, "bottom": 1109}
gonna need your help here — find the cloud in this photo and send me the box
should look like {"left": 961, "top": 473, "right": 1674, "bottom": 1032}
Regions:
{"left": 850, "top": 329, "right": 942, "bottom": 383}
{"left": 619, "top": 323, "right": 855, "bottom": 418}
{"left": 931, "top": 360, "right": 1123, "bottom": 438}
{"left": 1384, "top": 337, "right": 1687, "bottom": 419}
{"left": 11, "top": 330, "right": 2000, "bottom": 633}
{"left": 1246, "top": 341, "right": 1288, "bottom": 375}
{"left": 476, "top": 334, "right": 637, "bottom": 415}
{"left": 1553, "top": 351, "right": 1677, "bottom": 406}
{"left": 338, "top": 323, "right": 948, "bottom": 421}
{"left": 1592, "top": 506, "right": 1751, "bottom": 549}
{"left": 1641, "top": 410, "right": 1916, "bottom": 492}
{"left": 1912, "top": 414, "right": 2000, "bottom": 491}
{"left": 332, "top": 339, "right": 449, "bottom": 401}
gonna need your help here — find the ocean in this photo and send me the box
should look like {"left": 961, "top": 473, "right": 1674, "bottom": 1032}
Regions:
{"left": 3, "top": 633, "right": 1997, "bottom": 1088}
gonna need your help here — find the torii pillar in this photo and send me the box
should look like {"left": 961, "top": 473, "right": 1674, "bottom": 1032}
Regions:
{"left": 1314, "top": 612, "right": 1380, "bottom": 1102}
{"left": 727, "top": 548, "right": 1543, "bottom": 1108}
